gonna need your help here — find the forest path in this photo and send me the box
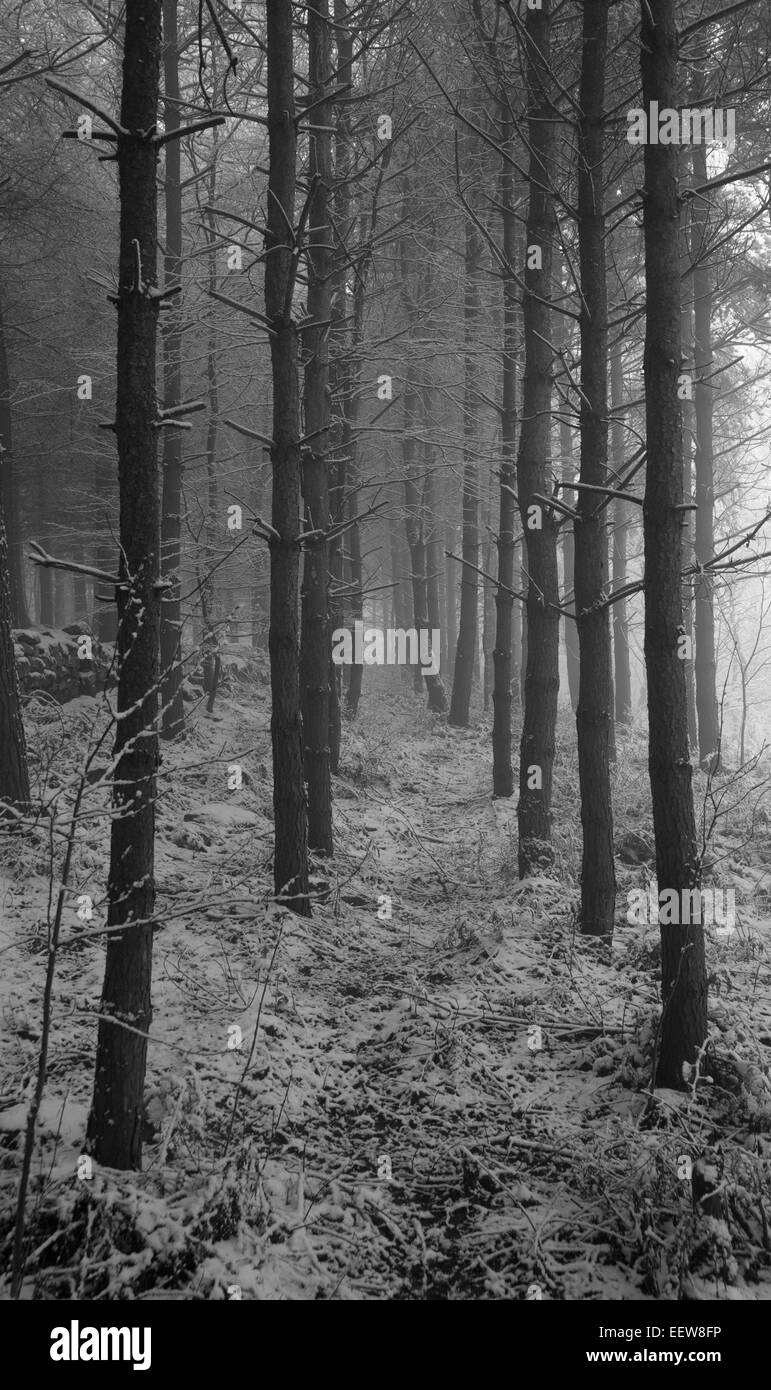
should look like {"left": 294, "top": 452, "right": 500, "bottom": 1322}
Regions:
{"left": 262, "top": 694, "right": 652, "bottom": 1299}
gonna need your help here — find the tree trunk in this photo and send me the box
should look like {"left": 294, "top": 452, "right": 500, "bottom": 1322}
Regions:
{"left": 511, "top": 579, "right": 521, "bottom": 712}
{"left": 448, "top": 217, "right": 482, "bottom": 727}
{"left": 327, "top": 467, "right": 343, "bottom": 770}
{"left": 444, "top": 509, "right": 458, "bottom": 677}
{"left": 37, "top": 466, "right": 55, "bottom": 626}
{"left": 492, "top": 102, "right": 518, "bottom": 795}
{"left": 738, "top": 654, "right": 747, "bottom": 765}
{"left": 682, "top": 513, "right": 698, "bottom": 747}
{"left": 94, "top": 456, "right": 118, "bottom": 643}
{"left": 344, "top": 279, "right": 365, "bottom": 717}
{"left": 72, "top": 544, "right": 88, "bottom": 622}
{"left": 344, "top": 484, "right": 363, "bottom": 713}
{"left": 403, "top": 378, "right": 443, "bottom": 710}
{"left": 159, "top": 0, "right": 185, "bottom": 740}
{"left": 610, "top": 347, "right": 632, "bottom": 724}
{"left": 202, "top": 129, "right": 221, "bottom": 641}
{"left": 679, "top": 195, "right": 698, "bottom": 751}
{"left": 391, "top": 508, "right": 410, "bottom": 630}
{"left": 640, "top": 0, "right": 706, "bottom": 1089}
{"left": 424, "top": 423, "right": 446, "bottom": 701}
{"left": 691, "top": 141, "right": 720, "bottom": 773}
{"left": 400, "top": 223, "right": 445, "bottom": 712}
{"left": 519, "top": 561, "right": 528, "bottom": 709}
{"left": 0, "top": 289, "right": 28, "bottom": 626}
{"left": 329, "top": 7, "right": 355, "bottom": 742}
{"left": 560, "top": 416, "right": 580, "bottom": 713}
{"left": 300, "top": 0, "right": 333, "bottom": 856}
{"left": 0, "top": 502, "right": 30, "bottom": 812}
{"left": 86, "top": 0, "right": 163, "bottom": 1169}
{"left": 265, "top": 0, "right": 310, "bottom": 913}
{"left": 54, "top": 565, "right": 69, "bottom": 627}
{"left": 418, "top": 238, "right": 447, "bottom": 711}
{"left": 516, "top": 0, "right": 560, "bottom": 877}
{"left": 575, "top": 0, "right": 615, "bottom": 938}
{"left": 482, "top": 533, "right": 494, "bottom": 711}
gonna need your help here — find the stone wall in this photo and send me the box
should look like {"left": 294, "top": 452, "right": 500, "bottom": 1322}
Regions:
{"left": 13, "top": 628, "right": 267, "bottom": 706}
{"left": 13, "top": 625, "right": 113, "bottom": 703}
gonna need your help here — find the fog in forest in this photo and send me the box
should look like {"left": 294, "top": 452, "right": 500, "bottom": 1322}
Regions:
{"left": 2, "top": 0, "right": 771, "bottom": 1334}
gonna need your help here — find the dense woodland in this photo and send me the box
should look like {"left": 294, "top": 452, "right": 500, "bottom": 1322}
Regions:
{"left": 1, "top": 0, "right": 771, "bottom": 1306}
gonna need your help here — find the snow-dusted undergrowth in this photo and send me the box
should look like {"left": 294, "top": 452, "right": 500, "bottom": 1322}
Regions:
{"left": 1, "top": 673, "right": 771, "bottom": 1299}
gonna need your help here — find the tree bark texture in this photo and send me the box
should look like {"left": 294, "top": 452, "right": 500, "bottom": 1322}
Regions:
{"left": 265, "top": 0, "right": 310, "bottom": 912}
{"left": 516, "top": 0, "right": 560, "bottom": 877}
{"left": 87, "top": 0, "right": 163, "bottom": 1169}
{"left": 575, "top": 0, "right": 615, "bottom": 938}
{"left": 640, "top": 0, "right": 706, "bottom": 1088}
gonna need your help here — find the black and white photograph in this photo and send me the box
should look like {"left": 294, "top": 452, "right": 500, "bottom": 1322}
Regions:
{"left": 1, "top": 0, "right": 771, "bottom": 1344}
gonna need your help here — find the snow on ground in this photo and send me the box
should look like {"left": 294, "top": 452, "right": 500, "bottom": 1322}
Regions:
{"left": 1, "top": 670, "right": 771, "bottom": 1300}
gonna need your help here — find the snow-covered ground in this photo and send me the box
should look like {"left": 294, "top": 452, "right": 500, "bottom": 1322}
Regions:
{"left": 2, "top": 670, "right": 771, "bottom": 1300}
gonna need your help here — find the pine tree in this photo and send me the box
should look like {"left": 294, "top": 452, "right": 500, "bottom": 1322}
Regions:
{"left": 87, "top": 0, "right": 164, "bottom": 1167}
{"left": 640, "top": 0, "right": 706, "bottom": 1088}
